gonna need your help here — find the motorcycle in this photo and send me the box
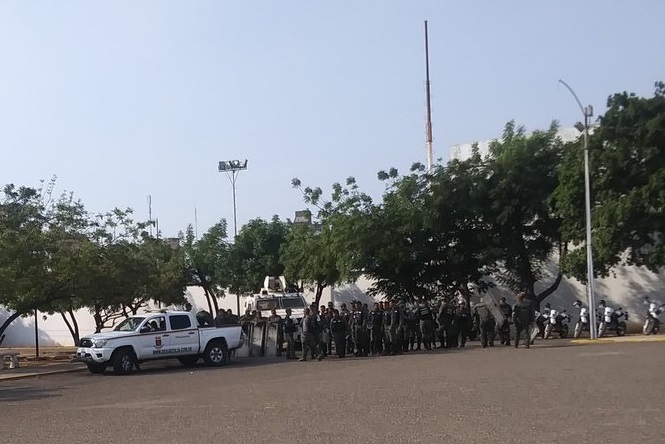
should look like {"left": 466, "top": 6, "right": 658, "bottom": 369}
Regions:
{"left": 597, "top": 304, "right": 628, "bottom": 337}
{"left": 572, "top": 300, "right": 593, "bottom": 338}
{"left": 643, "top": 297, "right": 665, "bottom": 335}
{"left": 543, "top": 308, "right": 571, "bottom": 339}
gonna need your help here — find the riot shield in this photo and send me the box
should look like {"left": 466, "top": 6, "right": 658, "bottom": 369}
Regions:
{"left": 481, "top": 293, "right": 507, "bottom": 325}
{"left": 481, "top": 291, "right": 512, "bottom": 341}
{"left": 264, "top": 323, "right": 279, "bottom": 357}
{"left": 249, "top": 322, "right": 266, "bottom": 357}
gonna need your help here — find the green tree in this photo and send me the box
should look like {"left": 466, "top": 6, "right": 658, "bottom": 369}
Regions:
{"left": 182, "top": 221, "right": 231, "bottom": 315}
{"left": 80, "top": 209, "right": 186, "bottom": 332}
{"left": 482, "top": 121, "right": 566, "bottom": 307}
{"left": 363, "top": 166, "right": 439, "bottom": 301}
{"left": 281, "top": 221, "right": 340, "bottom": 307}
{"left": 0, "top": 180, "right": 91, "bottom": 341}
{"left": 290, "top": 177, "right": 374, "bottom": 296}
{"left": 228, "top": 216, "right": 289, "bottom": 296}
{"left": 552, "top": 81, "right": 665, "bottom": 278}
{"left": 39, "top": 191, "right": 94, "bottom": 345}
{"left": 426, "top": 156, "right": 497, "bottom": 302}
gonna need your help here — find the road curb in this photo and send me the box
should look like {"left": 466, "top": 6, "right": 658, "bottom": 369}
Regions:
{"left": 0, "top": 367, "right": 86, "bottom": 382}
{"left": 570, "top": 336, "right": 665, "bottom": 345}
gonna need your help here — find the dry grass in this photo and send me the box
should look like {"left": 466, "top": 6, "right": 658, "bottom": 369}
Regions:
{"left": 1, "top": 346, "right": 77, "bottom": 367}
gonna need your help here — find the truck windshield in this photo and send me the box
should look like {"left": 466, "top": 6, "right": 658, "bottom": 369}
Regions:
{"left": 281, "top": 298, "right": 306, "bottom": 309}
{"left": 114, "top": 317, "right": 145, "bottom": 332}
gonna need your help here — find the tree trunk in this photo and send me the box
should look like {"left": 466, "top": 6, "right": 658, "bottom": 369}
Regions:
{"left": 314, "top": 282, "right": 327, "bottom": 308}
{"left": 197, "top": 272, "right": 215, "bottom": 315}
{"left": 93, "top": 304, "right": 104, "bottom": 333}
{"left": 204, "top": 285, "right": 219, "bottom": 314}
{"left": 60, "top": 310, "right": 80, "bottom": 346}
{"left": 0, "top": 310, "right": 24, "bottom": 340}
{"left": 535, "top": 272, "right": 564, "bottom": 309}
{"left": 201, "top": 285, "right": 214, "bottom": 315}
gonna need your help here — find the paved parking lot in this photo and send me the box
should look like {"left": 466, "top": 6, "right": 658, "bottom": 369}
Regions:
{"left": 1, "top": 341, "right": 663, "bottom": 444}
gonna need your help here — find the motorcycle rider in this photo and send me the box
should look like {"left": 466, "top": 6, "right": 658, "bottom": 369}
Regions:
{"left": 498, "top": 297, "right": 512, "bottom": 346}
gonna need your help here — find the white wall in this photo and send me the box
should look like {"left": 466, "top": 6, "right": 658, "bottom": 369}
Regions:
{"left": 2, "top": 265, "right": 662, "bottom": 346}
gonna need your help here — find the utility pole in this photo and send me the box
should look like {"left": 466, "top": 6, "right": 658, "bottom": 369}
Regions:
{"left": 424, "top": 20, "right": 434, "bottom": 174}
{"left": 218, "top": 159, "right": 249, "bottom": 315}
{"left": 559, "top": 79, "right": 597, "bottom": 339}
{"left": 148, "top": 195, "right": 152, "bottom": 237}
{"left": 34, "top": 308, "right": 39, "bottom": 358}
{"left": 194, "top": 206, "right": 199, "bottom": 240}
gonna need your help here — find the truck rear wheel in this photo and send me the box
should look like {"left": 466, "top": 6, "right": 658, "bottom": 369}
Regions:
{"left": 111, "top": 347, "right": 137, "bottom": 375}
{"left": 203, "top": 340, "right": 228, "bottom": 367}
{"left": 178, "top": 356, "right": 200, "bottom": 367}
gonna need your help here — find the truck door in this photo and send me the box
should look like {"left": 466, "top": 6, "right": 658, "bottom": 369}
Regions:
{"left": 137, "top": 315, "right": 170, "bottom": 359}
{"left": 168, "top": 314, "right": 198, "bottom": 355}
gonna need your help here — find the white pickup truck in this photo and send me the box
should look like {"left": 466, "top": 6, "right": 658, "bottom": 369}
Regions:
{"left": 76, "top": 310, "right": 244, "bottom": 375}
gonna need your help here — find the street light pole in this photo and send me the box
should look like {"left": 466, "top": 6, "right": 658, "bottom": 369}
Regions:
{"left": 218, "top": 159, "right": 249, "bottom": 315}
{"left": 218, "top": 159, "right": 248, "bottom": 237}
{"left": 558, "top": 79, "right": 597, "bottom": 339}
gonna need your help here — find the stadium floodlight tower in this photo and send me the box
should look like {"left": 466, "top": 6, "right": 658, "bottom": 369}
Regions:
{"left": 218, "top": 159, "right": 248, "bottom": 238}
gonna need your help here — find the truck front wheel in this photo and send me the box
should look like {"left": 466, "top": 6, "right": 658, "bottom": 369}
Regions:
{"left": 203, "top": 340, "right": 228, "bottom": 367}
{"left": 111, "top": 348, "right": 137, "bottom": 375}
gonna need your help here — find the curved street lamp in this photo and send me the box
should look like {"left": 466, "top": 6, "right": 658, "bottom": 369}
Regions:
{"left": 558, "top": 79, "right": 597, "bottom": 339}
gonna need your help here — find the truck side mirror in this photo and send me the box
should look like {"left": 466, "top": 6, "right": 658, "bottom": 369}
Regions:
{"left": 140, "top": 325, "right": 151, "bottom": 333}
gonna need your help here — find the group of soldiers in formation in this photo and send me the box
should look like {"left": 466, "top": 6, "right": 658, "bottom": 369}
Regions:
{"left": 239, "top": 291, "right": 537, "bottom": 361}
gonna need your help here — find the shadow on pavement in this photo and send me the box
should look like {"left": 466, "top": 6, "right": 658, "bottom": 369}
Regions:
{"left": 0, "top": 385, "right": 61, "bottom": 403}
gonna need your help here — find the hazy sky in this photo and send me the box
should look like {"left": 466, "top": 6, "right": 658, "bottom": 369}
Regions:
{"left": 1, "top": 1, "right": 664, "bottom": 238}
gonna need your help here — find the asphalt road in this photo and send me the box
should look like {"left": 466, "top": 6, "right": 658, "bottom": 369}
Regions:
{"left": 1, "top": 341, "right": 662, "bottom": 444}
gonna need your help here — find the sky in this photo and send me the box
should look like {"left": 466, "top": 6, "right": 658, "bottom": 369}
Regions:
{"left": 1, "top": 1, "right": 664, "bottom": 239}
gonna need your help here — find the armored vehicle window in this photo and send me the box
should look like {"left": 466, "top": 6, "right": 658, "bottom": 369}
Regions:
{"left": 257, "top": 299, "right": 279, "bottom": 311}
{"left": 281, "top": 298, "right": 306, "bottom": 309}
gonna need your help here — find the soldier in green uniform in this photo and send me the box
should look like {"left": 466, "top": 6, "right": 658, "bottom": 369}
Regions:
{"left": 381, "top": 301, "right": 393, "bottom": 355}
{"left": 512, "top": 292, "right": 535, "bottom": 348}
{"left": 283, "top": 308, "right": 298, "bottom": 359}
{"left": 473, "top": 299, "right": 496, "bottom": 348}
{"left": 352, "top": 301, "right": 369, "bottom": 357}
{"left": 330, "top": 309, "right": 347, "bottom": 358}
{"left": 456, "top": 300, "right": 472, "bottom": 348}
{"left": 368, "top": 302, "right": 384, "bottom": 356}
{"left": 417, "top": 300, "right": 434, "bottom": 350}
{"left": 267, "top": 308, "right": 283, "bottom": 356}
{"left": 300, "top": 308, "right": 324, "bottom": 361}
{"left": 438, "top": 296, "right": 457, "bottom": 349}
